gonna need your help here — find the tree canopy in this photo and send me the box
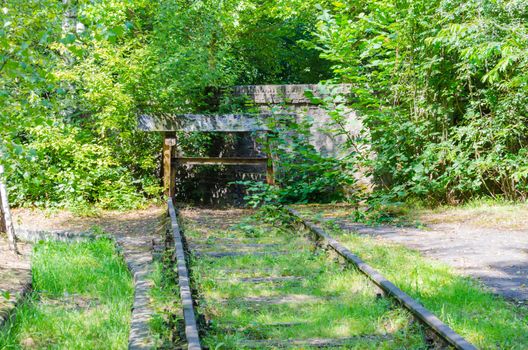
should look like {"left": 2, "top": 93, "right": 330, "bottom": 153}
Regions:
{"left": 2, "top": 0, "right": 528, "bottom": 210}
{"left": 1, "top": 0, "right": 330, "bottom": 210}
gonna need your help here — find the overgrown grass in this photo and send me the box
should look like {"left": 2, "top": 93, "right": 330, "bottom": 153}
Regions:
{"left": 293, "top": 205, "right": 528, "bottom": 349}
{"left": 182, "top": 212, "right": 428, "bottom": 349}
{"left": 148, "top": 250, "right": 185, "bottom": 349}
{"left": 0, "top": 239, "right": 133, "bottom": 350}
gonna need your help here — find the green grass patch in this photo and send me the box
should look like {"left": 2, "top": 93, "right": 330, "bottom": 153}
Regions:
{"left": 294, "top": 205, "right": 528, "bottom": 349}
{"left": 148, "top": 249, "right": 185, "bottom": 349}
{"left": 182, "top": 211, "right": 428, "bottom": 349}
{"left": 0, "top": 239, "right": 133, "bottom": 350}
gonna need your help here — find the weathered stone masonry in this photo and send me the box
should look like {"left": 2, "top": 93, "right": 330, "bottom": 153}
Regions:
{"left": 233, "top": 84, "right": 361, "bottom": 158}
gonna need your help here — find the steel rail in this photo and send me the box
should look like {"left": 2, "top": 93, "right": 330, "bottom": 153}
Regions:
{"left": 285, "top": 206, "right": 478, "bottom": 350}
{"left": 168, "top": 199, "right": 202, "bottom": 350}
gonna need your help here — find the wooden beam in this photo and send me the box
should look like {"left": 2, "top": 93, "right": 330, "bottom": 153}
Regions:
{"left": 163, "top": 136, "right": 176, "bottom": 197}
{"left": 0, "top": 165, "right": 18, "bottom": 253}
{"left": 265, "top": 132, "right": 275, "bottom": 185}
{"left": 173, "top": 157, "right": 268, "bottom": 166}
{"left": 138, "top": 113, "right": 273, "bottom": 132}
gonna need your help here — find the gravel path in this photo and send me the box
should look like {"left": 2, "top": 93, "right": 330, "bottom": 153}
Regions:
{"left": 329, "top": 219, "right": 528, "bottom": 302}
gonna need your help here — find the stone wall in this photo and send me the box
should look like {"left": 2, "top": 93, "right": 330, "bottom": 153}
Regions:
{"left": 233, "top": 84, "right": 361, "bottom": 158}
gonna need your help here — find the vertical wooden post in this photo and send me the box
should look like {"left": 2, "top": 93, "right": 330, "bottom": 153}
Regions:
{"left": 265, "top": 132, "right": 275, "bottom": 185}
{"left": 0, "top": 165, "right": 18, "bottom": 254}
{"left": 163, "top": 134, "right": 176, "bottom": 198}
{"left": 172, "top": 135, "right": 183, "bottom": 199}
{"left": 266, "top": 158, "right": 275, "bottom": 185}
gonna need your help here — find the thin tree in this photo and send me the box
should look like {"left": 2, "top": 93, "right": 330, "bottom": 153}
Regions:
{"left": 0, "top": 165, "right": 18, "bottom": 254}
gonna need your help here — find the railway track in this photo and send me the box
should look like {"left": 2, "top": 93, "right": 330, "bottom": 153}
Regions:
{"left": 168, "top": 199, "right": 476, "bottom": 350}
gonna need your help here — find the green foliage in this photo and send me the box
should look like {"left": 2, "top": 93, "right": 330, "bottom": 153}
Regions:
{"left": 1, "top": 0, "right": 162, "bottom": 209}
{"left": 290, "top": 205, "right": 528, "bottom": 348}
{"left": 314, "top": 0, "right": 528, "bottom": 203}
{"left": 149, "top": 251, "right": 184, "bottom": 348}
{"left": 229, "top": 0, "right": 333, "bottom": 84}
{"left": 0, "top": 239, "right": 133, "bottom": 349}
{"left": 237, "top": 181, "right": 281, "bottom": 208}
{"left": 1, "top": 0, "right": 332, "bottom": 210}
{"left": 238, "top": 104, "right": 358, "bottom": 207}
{"left": 9, "top": 124, "right": 150, "bottom": 209}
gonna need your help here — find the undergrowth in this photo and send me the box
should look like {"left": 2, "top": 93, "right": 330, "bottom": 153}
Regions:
{"left": 148, "top": 248, "right": 185, "bottom": 349}
{"left": 0, "top": 239, "right": 133, "bottom": 350}
{"left": 291, "top": 205, "right": 528, "bottom": 349}
{"left": 182, "top": 210, "right": 427, "bottom": 349}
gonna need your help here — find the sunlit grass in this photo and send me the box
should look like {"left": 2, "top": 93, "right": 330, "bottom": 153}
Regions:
{"left": 182, "top": 213, "right": 427, "bottom": 349}
{"left": 148, "top": 250, "right": 185, "bottom": 349}
{"left": 294, "top": 205, "right": 528, "bottom": 350}
{"left": 0, "top": 239, "right": 133, "bottom": 350}
{"left": 413, "top": 199, "right": 528, "bottom": 229}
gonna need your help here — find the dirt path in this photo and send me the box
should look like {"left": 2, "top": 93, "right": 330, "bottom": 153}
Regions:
{"left": 298, "top": 205, "right": 528, "bottom": 302}
{"left": 0, "top": 238, "right": 31, "bottom": 327}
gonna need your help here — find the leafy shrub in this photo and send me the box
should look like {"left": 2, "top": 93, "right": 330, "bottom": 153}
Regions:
{"left": 7, "top": 124, "right": 150, "bottom": 209}
{"left": 238, "top": 106, "right": 358, "bottom": 207}
{"left": 314, "top": 0, "right": 528, "bottom": 203}
{"left": 1, "top": 0, "right": 333, "bottom": 210}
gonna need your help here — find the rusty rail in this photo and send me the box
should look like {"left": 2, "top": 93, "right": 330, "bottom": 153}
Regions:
{"left": 168, "top": 199, "right": 202, "bottom": 350}
{"left": 285, "top": 206, "right": 478, "bottom": 350}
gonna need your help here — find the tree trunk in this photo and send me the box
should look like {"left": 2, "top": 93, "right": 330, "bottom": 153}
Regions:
{"left": 0, "top": 165, "right": 18, "bottom": 254}
{"left": 0, "top": 209, "right": 6, "bottom": 233}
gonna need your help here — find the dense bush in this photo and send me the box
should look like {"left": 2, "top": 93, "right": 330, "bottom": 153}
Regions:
{"left": 239, "top": 108, "right": 357, "bottom": 207}
{"left": 314, "top": 0, "right": 528, "bottom": 203}
{"left": 1, "top": 0, "right": 161, "bottom": 209}
{"left": 1, "top": 0, "right": 331, "bottom": 209}
{"left": 6, "top": 0, "right": 525, "bottom": 208}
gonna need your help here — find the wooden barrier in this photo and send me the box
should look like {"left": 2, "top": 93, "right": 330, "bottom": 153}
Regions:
{"left": 139, "top": 114, "right": 276, "bottom": 197}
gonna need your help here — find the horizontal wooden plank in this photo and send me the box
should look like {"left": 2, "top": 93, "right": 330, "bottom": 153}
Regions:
{"left": 220, "top": 276, "right": 304, "bottom": 284}
{"left": 189, "top": 243, "right": 280, "bottom": 250}
{"left": 220, "top": 321, "right": 308, "bottom": 332}
{"left": 238, "top": 335, "right": 391, "bottom": 348}
{"left": 173, "top": 157, "right": 268, "bottom": 165}
{"left": 195, "top": 251, "right": 288, "bottom": 258}
{"left": 217, "top": 294, "right": 336, "bottom": 306}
